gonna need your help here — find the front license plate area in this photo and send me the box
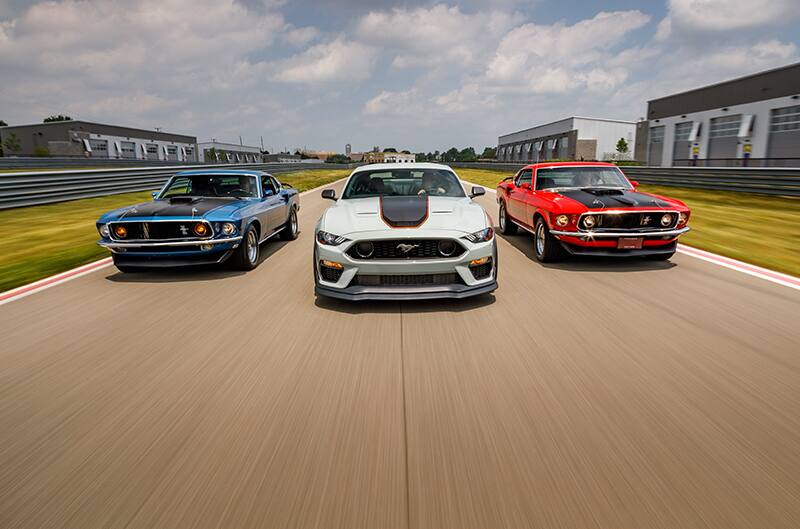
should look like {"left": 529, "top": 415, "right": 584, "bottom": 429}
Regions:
{"left": 617, "top": 237, "right": 644, "bottom": 249}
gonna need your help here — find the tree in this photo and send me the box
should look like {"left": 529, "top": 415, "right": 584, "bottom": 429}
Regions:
{"left": 442, "top": 147, "right": 459, "bottom": 162}
{"left": 43, "top": 114, "right": 72, "bottom": 123}
{"left": 457, "top": 147, "right": 477, "bottom": 162}
{"left": 401, "top": 150, "right": 411, "bottom": 154}
{"left": 616, "top": 137, "right": 629, "bottom": 154}
{"left": 2, "top": 132, "right": 21, "bottom": 154}
{"left": 383, "top": 147, "right": 397, "bottom": 153}
{"left": 325, "top": 154, "right": 351, "bottom": 164}
{"left": 481, "top": 147, "right": 497, "bottom": 159}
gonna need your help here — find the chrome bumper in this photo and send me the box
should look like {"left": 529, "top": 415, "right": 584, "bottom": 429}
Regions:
{"left": 550, "top": 227, "right": 690, "bottom": 238}
{"left": 98, "top": 236, "right": 242, "bottom": 249}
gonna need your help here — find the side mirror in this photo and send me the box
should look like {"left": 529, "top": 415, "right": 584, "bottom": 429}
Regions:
{"left": 470, "top": 186, "right": 485, "bottom": 198}
{"left": 501, "top": 175, "right": 515, "bottom": 183}
{"left": 630, "top": 180, "right": 639, "bottom": 188}
{"left": 519, "top": 182, "right": 531, "bottom": 190}
{"left": 151, "top": 191, "right": 159, "bottom": 199}
{"left": 321, "top": 189, "right": 336, "bottom": 200}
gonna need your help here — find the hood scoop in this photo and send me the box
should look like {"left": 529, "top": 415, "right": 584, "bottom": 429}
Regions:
{"left": 168, "top": 196, "right": 198, "bottom": 204}
{"left": 581, "top": 187, "right": 624, "bottom": 196}
{"left": 380, "top": 196, "right": 429, "bottom": 228}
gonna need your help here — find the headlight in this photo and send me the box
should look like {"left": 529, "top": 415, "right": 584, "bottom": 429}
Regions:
{"left": 583, "top": 215, "right": 596, "bottom": 229}
{"left": 221, "top": 222, "right": 237, "bottom": 235}
{"left": 463, "top": 227, "right": 494, "bottom": 243}
{"left": 555, "top": 214, "right": 570, "bottom": 227}
{"left": 317, "top": 230, "right": 348, "bottom": 246}
{"left": 113, "top": 225, "right": 128, "bottom": 238}
{"left": 660, "top": 214, "right": 673, "bottom": 227}
{"left": 678, "top": 212, "right": 689, "bottom": 226}
{"left": 99, "top": 224, "right": 110, "bottom": 238}
{"left": 193, "top": 223, "right": 209, "bottom": 236}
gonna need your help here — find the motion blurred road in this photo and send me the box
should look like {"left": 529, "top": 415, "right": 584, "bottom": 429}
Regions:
{"left": 1, "top": 181, "right": 799, "bottom": 529}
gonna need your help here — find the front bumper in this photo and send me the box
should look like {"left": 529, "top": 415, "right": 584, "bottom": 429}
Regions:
{"left": 549, "top": 226, "right": 688, "bottom": 256}
{"left": 314, "top": 231, "right": 497, "bottom": 301}
{"left": 98, "top": 236, "right": 242, "bottom": 267}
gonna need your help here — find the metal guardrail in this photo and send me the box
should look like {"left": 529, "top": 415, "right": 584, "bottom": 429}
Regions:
{"left": 449, "top": 162, "right": 800, "bottom": 197}
{"left": 0, "top": 162, "right": 354, "bottom": 209}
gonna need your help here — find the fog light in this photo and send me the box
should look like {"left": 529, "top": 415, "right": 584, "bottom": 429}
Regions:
{"left": 113, "top": 225, "right": 128, "bottom": 238}
{"left": 320, "top": 260, "right": 343, "bottom": 269}
{"left": 555, "top": 214, "right": 569, "bottom": 227}
{"left": 200, "top": 244, "right": 213, "bottom": 251}
{"left": 193, "top": 223, "right": 209, "bottom": 236}
{"left": 438, "top": 239, "right": 457, "bottom": 257}
{"left": 355, "top": 241, "right": 374, "bottom": 258}
{"left": 583, "top": 215, "right": 596, "bottom": 229}
{"left": 469, "top": 257, "right": 491, "bottom": 266}
{"left": 660, "top": 214, "right": 673, "bottom": 227}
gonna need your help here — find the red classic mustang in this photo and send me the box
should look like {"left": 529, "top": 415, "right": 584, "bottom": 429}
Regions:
{"left": 496, "top": 162, "right": 690, "bottom": 262}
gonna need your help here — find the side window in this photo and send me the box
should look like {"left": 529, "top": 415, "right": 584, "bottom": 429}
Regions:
{"left": 270, "top": 177, "right": 282, "bottom": 193}
{"left": 515, "top": 169, "right": 532, "bottom": 186}
{"left": 261, "top": 175, "right": 276, "bottom": 196}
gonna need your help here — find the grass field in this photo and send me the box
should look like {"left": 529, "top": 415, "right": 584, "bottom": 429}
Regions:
{"left": 456, "top": 167, "right": 800, "bottom": 277}
{"left": 0, "top": 168, "right": 351, "bottom": 293}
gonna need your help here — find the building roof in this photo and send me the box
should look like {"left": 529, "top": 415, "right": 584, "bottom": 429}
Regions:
{"left": 0, "top": 119, "right": 197, "bottom": 143}
{"left": 197, "top": 141, "right": 261, "bottom": 151}
{"left": 499, "top": 116, "right": 635, "bottom": 143}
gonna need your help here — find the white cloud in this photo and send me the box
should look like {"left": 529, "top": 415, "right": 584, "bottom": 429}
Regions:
{"left": 273, "top": 38, "right": 376, "bottom": 83}
{"left": 660, "top": 0, "right": 797, "bottom": 35}
{"left": 364, "top": 89, "right": 423, "bottom": 115}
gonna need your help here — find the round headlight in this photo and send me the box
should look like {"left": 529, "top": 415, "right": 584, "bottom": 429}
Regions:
{"left": 555, "top": 215, "right": 569, "bottom": 227}
{"left": 113, "top": 225, "right": 128, "bottom": 238}
{"left": 99, "top": 224, "right": 110, "bottom": 238}
{"left": 355, "top": 241, "right": 374, "bottom": 258}
{"left": 438, "top": 239, "right": 457, "bottom": 257}
{"left": 193, "top": 223, "right": 209, "bottom": 236}
{"left": 678, "top": 212, "right": 689, "bottom": 226}
{"left": 660, "top": 214, "right": 673, "bottom": 227}
{"left": 221, "top": 222, "right": 236, "bottom": 235}
{"left": 583, "top": 215, "right": 596, "bottom": 229}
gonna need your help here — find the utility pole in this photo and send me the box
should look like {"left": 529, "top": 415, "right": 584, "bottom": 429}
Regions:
{"left": 239, "top": 135, "right": 242, "bottom": 146}
{"left": 260, "top": 136, "right": 264, "bottom": 151}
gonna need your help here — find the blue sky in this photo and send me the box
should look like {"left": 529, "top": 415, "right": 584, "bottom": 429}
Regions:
{"left": 0, "top": 0, "right": 797, "bottom": 153}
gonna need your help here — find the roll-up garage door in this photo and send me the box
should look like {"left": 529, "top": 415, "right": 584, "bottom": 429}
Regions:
{"left": 648, "top": 126, "right": 664, "bottom": 166}
{"left": 767, "top": 105, "right": 800, "bottom": 166}
{"left": 673, "top": 121, "right": 692, "bottom": 161}
{"left": 707, "top": 115, "right": 741, "bottom": 164}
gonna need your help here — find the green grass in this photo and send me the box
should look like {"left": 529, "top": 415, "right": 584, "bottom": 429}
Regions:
{"left": 0, "top": 168, "right": 352, "bottom": 292}
{"left": 454, "top": 167, "right": 800, "bottom": 277}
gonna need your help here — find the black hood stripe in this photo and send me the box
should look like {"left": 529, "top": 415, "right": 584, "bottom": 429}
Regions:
{"left": 119, "top": 198, "right": 234, "bottom": 218}
{"left": 379, "top": 196, "right": 429, "bottom": 228}
{"left": 558, "top": 189, "right": 671, "bottom": 209}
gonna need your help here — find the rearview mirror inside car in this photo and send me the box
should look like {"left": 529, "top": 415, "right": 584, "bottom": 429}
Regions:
{"left": 321, "top": 189, "right": 336, "bottom": 200}
{"left": 470, "top": 186, "right": 485, "bottom": 198}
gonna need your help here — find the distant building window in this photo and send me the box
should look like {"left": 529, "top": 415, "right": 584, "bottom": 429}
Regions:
{"left": 770, "top": 105, "right": 800, "bottom": 133}
{"left": 674, "top": 121, "right": 693, "bottom": 141}
{"left": 120, "top": 141, "right": 136, "bottom": 158}
{"left": 649, "top": 125, "right": 665, "bottom": 143}
{"left": 89, "top": 139, "right": 108, "bottom": 154}
{"left": 167, "top": 146, "right": 177, "bottom": 154}
{"left": 709, "top": 115, "right": 741, "bottom": 138}
{"left": 146, "top": 144, "right": 158, "bottom": 154}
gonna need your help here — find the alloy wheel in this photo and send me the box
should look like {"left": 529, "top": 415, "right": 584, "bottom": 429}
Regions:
{"left": 247, "top": 229, "right": 258, "bottom": 264}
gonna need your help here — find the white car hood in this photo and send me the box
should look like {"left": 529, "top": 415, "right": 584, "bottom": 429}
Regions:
{"left": 321, "top": 196, "right": 488, "bottom": 236}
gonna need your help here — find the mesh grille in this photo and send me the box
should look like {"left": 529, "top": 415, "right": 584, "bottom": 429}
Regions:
{"left": 581, "top": 212, "right": 678, "bottom": 231}
{"left": 346, "top": 239, "right": 465, "bottom": 260}
{"left": 319, "top": 265, "right": 343, "bottom": 283}
{"left": 353, "top": 273, "right": 461, "bottom": 286}
{"left": 469, "top": 262, "right": 492, "bottom": 280}
{"left": 109, "top": 221, "right": 213, "bottom": 240}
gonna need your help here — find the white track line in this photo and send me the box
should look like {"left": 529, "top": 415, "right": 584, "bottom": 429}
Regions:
{"left": 460, "top": 179, "right": 799, "bottom": 291}
{"left": 0, "top": 176, "right": 351, "bottom": 306}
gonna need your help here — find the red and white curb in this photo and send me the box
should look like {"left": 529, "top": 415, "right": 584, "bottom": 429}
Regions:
{"left": 0, "top": 258, "right": 113, "bottom": 306}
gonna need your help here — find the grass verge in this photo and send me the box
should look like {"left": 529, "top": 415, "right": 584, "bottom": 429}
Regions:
{"left": 0, "top": 168, "right": 352, "bottom": 293}
{"left": 454, "top": 167, "right": 800, "bottom": 277}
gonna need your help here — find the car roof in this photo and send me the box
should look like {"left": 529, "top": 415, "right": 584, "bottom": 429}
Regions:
{"left": 522, "top": 161, "right": 619, "bottom": 170}
{"left": 352, "top": 162, "right": 453, "bottom": 172}
{"left": 174, "top": 169, "right": 267, "bottom": 176}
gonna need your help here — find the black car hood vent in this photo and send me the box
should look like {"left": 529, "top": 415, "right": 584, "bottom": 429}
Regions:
{"left": 124, "top": 198, "right": 233, "bottom": 217}
{"left": 380, "top": 196, "right": 429, "bottom": 228}
{"left": 559, "top": 189, "right": 670, "bottom": 209}
{"left": 168, "top": 196, "right": 198, "bottom": 204}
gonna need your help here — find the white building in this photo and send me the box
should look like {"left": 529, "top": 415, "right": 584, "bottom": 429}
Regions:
{"left": 497, "top": 117, "right": 636, "bottom": 163}
{"left": 383, "top": 152, "right": 416, "bottom": 163}
{"left": 198, "top": 141, "right": 263, "bottom": 163}
{"left": 637, "top": 62, "right": 800, "bottom": 167}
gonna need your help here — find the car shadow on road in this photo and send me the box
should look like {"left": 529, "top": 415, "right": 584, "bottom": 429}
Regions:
{"left": 314, "top": 292, "right": 496, "bottom": 315}
{"left": 497, "top": 233, "right": 676, "bottom": 272}
{"left": 105, "top": 240, "right": 289, "bottom": 283}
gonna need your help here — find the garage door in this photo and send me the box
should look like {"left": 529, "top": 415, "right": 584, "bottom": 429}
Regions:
{"left": 648, "top": 126, "right": 664, "bottom": 166}
{"left": 707, "top": 115, "right": 740, "bottom": 164}
{"left": 673, "top": 121, "right": 692, "bottom": 161}
{"left": 767, "top": 105, "right": 800, "bottom": 166}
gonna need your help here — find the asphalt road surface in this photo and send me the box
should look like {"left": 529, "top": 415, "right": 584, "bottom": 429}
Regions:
{"left": 1, "top": 182, "right": 799, "bottom": 529}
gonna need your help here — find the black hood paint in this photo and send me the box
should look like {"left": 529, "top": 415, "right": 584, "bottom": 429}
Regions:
{"left": 557, "top": 189, "right": 671, "bottom": 209}
{"left": 119, "top": 198, "right": 234, "bottom": 218}
{"left": 380, "top": 196, "right": 429, "bottom": 227}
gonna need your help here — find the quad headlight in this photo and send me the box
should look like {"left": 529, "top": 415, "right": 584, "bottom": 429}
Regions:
{"left": 221, "top": 222, "right": 237, "bottom": 235}
{"left": 582, "top": 215, "right": 597, "bottom": 229}
{"left": 317, "top": 230, "right": 348, "bottom": 246}
{"left": 678, "top": 212, "right": 689, "bottom": 226}
{"left": 660, "top": 213, "right": 674, "bottom": 227}
{"left": 98, "top": 224, "right": 110, "bottom": 238}
{"left": 463, "top": 227, "right": 494, "bottom": 243}
{"left": 555, "top": 214, "right": 570, "bottom": 227}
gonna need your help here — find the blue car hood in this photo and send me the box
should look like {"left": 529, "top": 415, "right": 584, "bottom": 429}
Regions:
{"left": 106, "top": 198, "right": 248, "bottom": 220}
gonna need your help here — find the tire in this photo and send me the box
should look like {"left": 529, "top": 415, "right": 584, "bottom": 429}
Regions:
{"left": 280, "top": 206, "right": 299, "bottom": 241}
{"left": 231, "top": 224, "right": 260, "bottom": 270}
{"left": 644, "top": 251, "right": 675, "bottom": 261}
{"left": 498, "top": 201, "right": 518, "bottom": 235}
{"left": 533, "top": 217, "right": 567, "bottom": 263}
{"left": 112, "top": 255, "right": 137, "bottom": 273}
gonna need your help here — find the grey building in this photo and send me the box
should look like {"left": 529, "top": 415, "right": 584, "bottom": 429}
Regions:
{"left": 497, "top": 117, "right": 636, "bottom": 163}
{"left": 197, "top": 141, "right": 264, "bottom": 163}
{"left": 636, "top": 62, "right": 800, "bottom": 167}
{"left": 0, "top": 120, "right": 198, "bottom": 161}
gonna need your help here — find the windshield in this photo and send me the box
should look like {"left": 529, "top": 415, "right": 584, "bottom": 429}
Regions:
{"left": 342, "top": 169, "right": 465, "bottom": 199}
{"left": 159, "top": 174, "right": 259, "bottom": 199}
{"left": 535, "top": 166, "right": 631, "bottom": 190}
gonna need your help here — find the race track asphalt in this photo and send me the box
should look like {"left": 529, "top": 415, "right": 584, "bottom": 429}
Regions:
{"left": 1, "top": 181, "right": 799, "bottom": 529}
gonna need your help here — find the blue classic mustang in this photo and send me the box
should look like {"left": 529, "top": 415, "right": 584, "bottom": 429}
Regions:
{"left": 96, "top": 170, "right": 300, "bottom": 272}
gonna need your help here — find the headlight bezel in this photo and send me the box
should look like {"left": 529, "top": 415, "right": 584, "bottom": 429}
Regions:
{"left": 316, "top": 230, "right": 348, "bottom": 246}
{"left": 463, "top": 227, "right": 494, "bottom": 243}
{"left": 98, "top": 223, "right": 110, "bottom": 238}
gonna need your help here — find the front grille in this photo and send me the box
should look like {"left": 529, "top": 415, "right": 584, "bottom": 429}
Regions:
{"left": 580, "top": 212, "right": 678, "bottom": 231}
{"left": 319, "top": 265, "right": 343, "bottom": 283}
{"left": 470, "top": 262, "right": 492, "bottom": 280}
{"left": 108, "top": 221, "right": 213, "bottom": 240}
{"left": 346, "top": 239, "right": 466, "bottom": 260}
{"left": 353, "top": 273, "right": 462, "bottom": 286}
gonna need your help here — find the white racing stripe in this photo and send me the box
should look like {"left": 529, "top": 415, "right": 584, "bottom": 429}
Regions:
{"left": 461, "top": 179, "right": 799, "bottom": 292}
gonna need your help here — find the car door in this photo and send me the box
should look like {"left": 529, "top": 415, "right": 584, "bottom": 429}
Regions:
{"left": 259, "top": 174, "right": 283, "bottom": 234}
{"left": 509, "top": 169, "right": 533, "bottom": 228}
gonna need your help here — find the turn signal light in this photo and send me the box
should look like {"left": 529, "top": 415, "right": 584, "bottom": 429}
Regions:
{"left": 113, "top": 225, "right": 128, "bottom": 238}
{"left": 193, "top": 223, "right": 209, "bottom": 236}
{"left": 320, "top": 260, "right": 343, "bottom": 269}
{"left": 469, "top": 257, "right": 491, "bottom": 266}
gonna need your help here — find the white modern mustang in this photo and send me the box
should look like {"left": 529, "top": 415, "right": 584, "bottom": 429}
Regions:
{"left": 314, "top": 163, "right": 498, "bottom": 301}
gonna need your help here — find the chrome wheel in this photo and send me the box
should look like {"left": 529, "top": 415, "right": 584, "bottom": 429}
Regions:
{"left": 535, "top": 223, "right": 545, "bottom": 256}
{"left": 499, "top": 204, "right": 506, "bottom": 231}
{"left": 290, "top": 209, "right": 298, "bottom": 235}
{"left": 246, "top": 229, "right": 258, "bottom": 264}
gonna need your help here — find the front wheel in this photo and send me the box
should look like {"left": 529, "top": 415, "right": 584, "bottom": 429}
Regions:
{"left": 533, "top": 217, "right": 567, "bottom": 263}
{"left": 231, "top": 224, "right": 260, "bottom": 270}
{"left": 280, "top": 207, "right": 299, "bottom": 241}
{"left": 498, "top": 201, "right": 518, "bottom": 235}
